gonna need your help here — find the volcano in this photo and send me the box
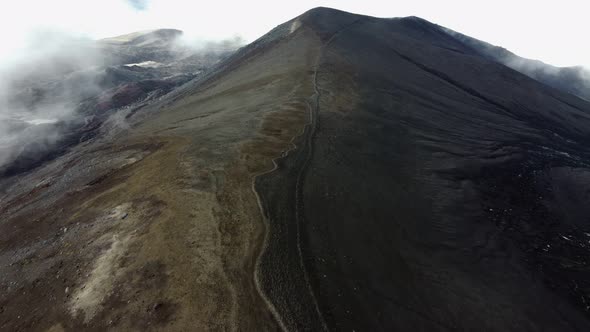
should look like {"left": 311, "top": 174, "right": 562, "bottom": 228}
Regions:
{"left": 2, "top": 7, "right": 590, "bottom": 331}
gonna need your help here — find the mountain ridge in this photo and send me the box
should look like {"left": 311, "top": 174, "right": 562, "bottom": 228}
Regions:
{"left": 99, "top": 28, "right": 183, "bottom": 45}
{"left": 255, "top": 7, "right": 590, "bottom": 330}
{"left": 2, "top": 7, "right": 590, "bottom": 331}
{"left": 404, "top": 16, "right": 590, "bottom": 101}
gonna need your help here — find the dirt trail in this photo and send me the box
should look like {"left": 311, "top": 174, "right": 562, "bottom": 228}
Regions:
{"left": 253, "top": 18, "right": 366, "bottom": 331}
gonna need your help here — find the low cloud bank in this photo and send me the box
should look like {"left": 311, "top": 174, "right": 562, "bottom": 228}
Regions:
{"left": 0, "top": 28, "right": 242, "bottom": 176}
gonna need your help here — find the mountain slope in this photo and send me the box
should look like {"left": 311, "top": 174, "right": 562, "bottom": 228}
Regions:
{"left": 0, "top": 14, "right": 318, "bottom": 331}
{"left": 257, "top": 7, "right": 590, "bottom": 331}
{"left": 2, "top": 7, "right": 590, "bottom": 332}
{"left": 433, "top": 21, "right": 590, "bottom": 101}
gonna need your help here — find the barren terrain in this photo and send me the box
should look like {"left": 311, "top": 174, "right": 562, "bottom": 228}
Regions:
{"left": 3, "top": 7, "right": 590, "bottom": 332}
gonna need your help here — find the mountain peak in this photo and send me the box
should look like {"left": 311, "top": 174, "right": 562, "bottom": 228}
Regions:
{"left": 300, "top": 6, "right": 350, "bottom": 17}
{"left": 294, "top": 7, "right": 369, "bottom": 41}
{"left": 100, "top": 29, "right": 183, "bottom": 45}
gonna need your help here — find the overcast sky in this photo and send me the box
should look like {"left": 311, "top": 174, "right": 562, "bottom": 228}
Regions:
{"left": 0, "top": 0, "right": 588, "bottom": 68}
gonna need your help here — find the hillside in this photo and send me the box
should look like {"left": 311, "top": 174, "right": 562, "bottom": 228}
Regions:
{"left": 438, "top": 24, "right": 590, "bottom": 101}
{"left": 2, "top": 7, "right": 590, "bottom": 331}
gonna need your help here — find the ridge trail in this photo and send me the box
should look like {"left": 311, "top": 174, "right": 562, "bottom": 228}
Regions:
{"left": 251, "top": 18, "right": 366, "bottom": 331}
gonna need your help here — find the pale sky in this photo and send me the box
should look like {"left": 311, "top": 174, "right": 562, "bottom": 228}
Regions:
{"left": 0, "top": 0, "right": 589, "bottom": 68}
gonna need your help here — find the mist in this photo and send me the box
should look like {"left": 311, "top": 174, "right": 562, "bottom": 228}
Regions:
{"left": 505, "top": 57, "right": 590, "bottom": 101}
{"left": 0, "top": 30, "right": 105, "bottom": 172}
{"left": 0, "top": 0, "right": 252, "bottom": 176}
{"left": 0, "top": 24, "right": 242, "bottom": 176}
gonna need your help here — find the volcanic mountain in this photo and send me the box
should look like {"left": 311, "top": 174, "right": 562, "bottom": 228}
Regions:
{"left": 2, "top": 7, "right": 590, "bottom": 331}
{"left": 0, "top": 28, "right": 235, "bottom": 178}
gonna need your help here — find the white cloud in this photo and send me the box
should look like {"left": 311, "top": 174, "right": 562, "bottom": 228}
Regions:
{"left": 126, "top": 0, "right": 150, "bottom": 11}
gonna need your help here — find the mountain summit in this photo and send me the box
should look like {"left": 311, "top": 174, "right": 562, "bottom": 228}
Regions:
{"left": 99, "top": 29, "right": 183, "bottom": 45}
{"left": 2, "top": 7, "right": 590, "bottom": 331}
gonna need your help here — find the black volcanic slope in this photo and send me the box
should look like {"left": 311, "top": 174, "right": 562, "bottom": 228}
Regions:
{"left": 439, "top": 24, "right": 590, "bottom": 102}
{"left": 256, "top": 8, "right": 590, "bottom": 331}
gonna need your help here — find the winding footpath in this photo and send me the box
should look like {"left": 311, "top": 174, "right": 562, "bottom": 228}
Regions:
{"left": 251, "top": 19, "right": 366, "bottom": 331}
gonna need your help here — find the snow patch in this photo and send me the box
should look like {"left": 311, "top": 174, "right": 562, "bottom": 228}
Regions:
{"left": 124, "top": 60, "right": 162, "bottom": 68}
